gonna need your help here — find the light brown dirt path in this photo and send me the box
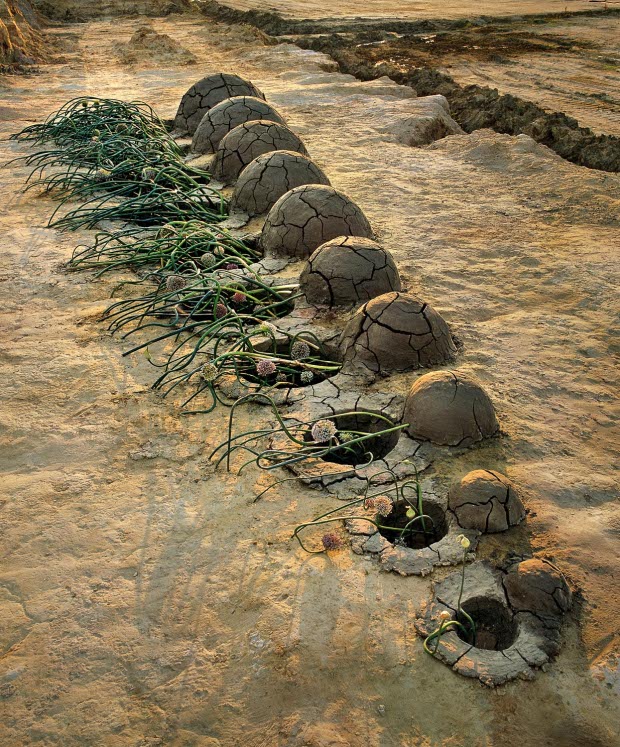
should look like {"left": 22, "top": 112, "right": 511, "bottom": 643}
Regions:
{"left": 1, "top": 15, "right": 619, "bottom": 747}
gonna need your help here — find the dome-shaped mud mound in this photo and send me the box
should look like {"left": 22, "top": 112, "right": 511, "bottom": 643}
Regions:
{"left": 504, "top": 558, "right": 572, "bottom": 618}
{"left": 173, "top": 73, "right": 265, "bottom": 136}
{"left": 404, "top": 371, "right": 499, "bottom": 446}
{"left": 231, "top": 150, "right": 330, "bottom": 217}
{"left": 192, "top": 96, "right": 284, "bottom": 155}
{"left": 260, "top": 185, "right": 373, "bottom": 260}
{"left": 449, "top": 469, "right": 525, "bottom": 532}
{"left": 300, "top": 237, "right": 401, "bottom": 307}
{"left": 213, "top": 122, "right": 310, "bottom": 185}
{"left": 340, "top": 292, "right": 455, "bottom": 374}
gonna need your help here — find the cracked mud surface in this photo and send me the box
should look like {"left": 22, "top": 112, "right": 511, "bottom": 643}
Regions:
{"left": 213, "top": 121, "right": 311, "bottom": 185}
{"left": 191, "top": 94, "right": 284, "bottom": 154}
{"left": 173, "top": 71, "right": 265, "bottom": 135}
{"left": 2, "top": 10, "right": 620, "bottom": 747}
{"left": 404, "top": 370, "right": 500, "bottom": 446}
{"left": 260, "top": 184, "right": 374, "bottom": 260}
{"left": 340, "top": 291, "right": 456, "bottom": 374}
{"left": 416, "top": 560, "right": 572, "bottom": 686}
{"left": 448, "top": 469, "right": 526, "bottom": 533}
{"left": 231, "top": 149, "right": 329, "bottom": 218}
{"left": 300, "top": 236, "right": 401, "bottom": 307}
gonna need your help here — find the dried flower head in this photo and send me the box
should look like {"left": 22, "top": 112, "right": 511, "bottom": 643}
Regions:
{"left": 215, "top": 303, "right": 228, "bottom": 319}
{"left": 256, "top": 359, "right": 277, "bottom": 377}
{"left": 300, "top": 370, "right": 314, "bottom": 384}
{"left": 214, "top": 246, "right": 225, "bottom": 257}
{"left": 439, "top": 610, "right": 452, "bottom": 621}
{"left": 93, "top": 168, "right": 111, "bottom": 183}
{"left": 275, "top": 372, "right": 288, "bottom": 383}
{"left": 200, "top": 252, "right": 217, "bottom": 269}
{"left": 258, "top": 321, "right": 277, "bottom": 336}
{"left": 141, "top": 167, "right": 158, "bottom": 182}
{"left": 367, "top": 495, "right": 394, "bottom": 517}
{"left": 232, "top": 291, "right": 246, "bottom": 304}
{"left": 166, "top": 275, "right": 187, "bottom": 293}
{"left": 157, "top": 223, "right": 177, "bottom": 239}
{"left": 311, "top": 419, "right": 337, "bottom": 444}
{"left": 321, "top": 532, "right": 342, "bottom": 551}
{"left": 458, "top": 534, "right": 471, "bottom": 550}
{"left": 291, "top": 340, "right": 311, "bottom": 361}
{"left": 339, "top": 431, "right": 355, "bottom": 443}
{"left": 225, "top": 263, "right": 239, "bottom": 271}
{"left": 115, "top": 122, "right": 128, "bottom": 133}
{"left": 200, "top": 362, "right": 218, "bottom": 382}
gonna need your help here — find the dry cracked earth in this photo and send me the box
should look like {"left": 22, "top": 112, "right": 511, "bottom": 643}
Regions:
{"left": 1, "top": 3, "right": 619, "bottom": 746}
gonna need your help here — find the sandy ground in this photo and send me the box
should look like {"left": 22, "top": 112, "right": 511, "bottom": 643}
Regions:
{"left": 1, "top": 13, "right": 620, "bottom": 747}
{"left": 439, "top": 16, "right": 620, "bottom": 136}
{"left": 203, "top": 0, "right": 612, "bottom": 21}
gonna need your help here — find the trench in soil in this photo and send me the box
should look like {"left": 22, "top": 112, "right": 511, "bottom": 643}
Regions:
{"left": 201, "top": 1, "right": 620, "bottom": 173}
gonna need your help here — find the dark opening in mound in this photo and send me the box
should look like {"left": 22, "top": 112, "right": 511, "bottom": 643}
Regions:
{"left": 305, "top": 412, "right": 400, "bottom": 466}
{"left": 457, "top": 597, "right": 518, "bottom": 651}
{"left": 378, "top": 499, "right": 448, "bottom": 549}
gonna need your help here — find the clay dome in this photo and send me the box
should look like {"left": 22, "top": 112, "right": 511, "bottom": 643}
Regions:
{"left": 173, "top": 73, "right": 265, "bottom": 136}
{"left": 448, "top": 469, "right": 525, "bottom": 532}
{"left": 230, "top": 149, "right": 330, "bottom": 216}
{"left": 403, "top": 371, "right": 499, "bottom": 446}
{"left": 340, "top": 292, "right": 455, "bottom": 373}
{"left": 212, "top": 122, "right": 309, "bottom": 185}
{"left": 300, "top": 237, "right": 401, "bottom": 307}
{"left": 260, "top": 184, "right": 373, "bottom": 260}
{"left": 191, "top": 96, "right": 284, "bottom": 154}
{"left": 504, "top": 558, "right": 572, "bottom": 618}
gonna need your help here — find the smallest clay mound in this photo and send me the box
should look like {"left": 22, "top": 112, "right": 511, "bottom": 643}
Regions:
{"left": 449, "top": 469, "right": 525, "bottom": 533}
{"left": 117, "top": 25, "right": 196, "bottom": 67}
{"left": 230, "top": 149, "right": 330, "bottom": 217}
{"left": 416, "top": 559, "right": 572, "bottom": 686}
{"left": 192, "top": 96, "right": 284, "bottom": 155}
{"left": 213, "top": 121, "right": 310, "bottom": 185}
{"left": 173, "top": 73, "right": 265, "bottom": 136}
{"left": 340, "top": 292, "right": 455, "bottom": 374}
{"left": 404, "top": 370, "right": 499, "bottom": 447}
{"left": 260, "top": 184, "right": 373, "bottom": 260}
{"left": 300, "top": 237, "right": 401, "bottom": 307}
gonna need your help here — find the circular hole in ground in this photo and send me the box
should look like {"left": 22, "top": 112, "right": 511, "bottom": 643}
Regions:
{"left": 377, "top": 499, "right": 448, "bottom": 549}
{"left": 240, "top": 339, "right": 341, "bottom": 389}
{"left": 456, "top": 597, "right": 518, "bottom": 651}
{"left": 303, "top": 412, "right": 400, "bottom": 466}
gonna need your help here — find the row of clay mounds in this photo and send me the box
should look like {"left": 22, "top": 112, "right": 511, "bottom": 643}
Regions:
{"left": 340, "top": 292, "right": 455, "bottom": 374}
{"left": 449, "top": 470, "right": 525, "bottom": 533}
{"left": 300, "top": 236, "right": 401, "bottom": 307}
{"left": 230, "top": 150, "right": 330, "bottom": 218}
{"left": 173, "top": 73, "right": 265, "bottom": 136}
{"left": 260, "top": 184, "right": 374, "bottom": 260}
{"left": 192, "top": 96, "right": 284, "bottom": 155}
{"left": 404, "top": 371, "right": 499, "bottom": 447}
{"left": 213, "top": 121, "right": 311, "bottom": 185}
